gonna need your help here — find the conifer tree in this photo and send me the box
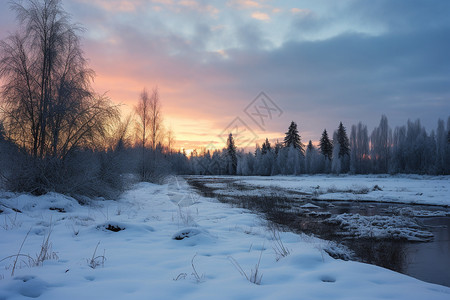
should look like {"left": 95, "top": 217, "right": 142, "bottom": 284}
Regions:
{"left": 261, "top": 138, "right": 271, "bottom": 155}
{"left": 284, "top": 121, "right": 304, "bottom": 154}
{"left": 319, "top": 129, "right": 333, "bottom": 160}
{"left": 307, "top": 140, "right": 314, "bottom": 152}
{"left": 337, "top": 122, "right": 350, "bottom": 158}
{"left": 226, "top": 133, "right": 237, "bottom": 175}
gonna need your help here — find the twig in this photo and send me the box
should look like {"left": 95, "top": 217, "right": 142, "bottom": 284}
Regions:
{"left": 12, "top": 228, "right": 31, "bottom": 276}
{"left": 191, "top": 254, "right": 203, "bottom": 283}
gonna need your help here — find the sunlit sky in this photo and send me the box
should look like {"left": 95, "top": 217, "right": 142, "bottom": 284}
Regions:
{"left": 1, "top": 0, "right": 450, "bottom": 152}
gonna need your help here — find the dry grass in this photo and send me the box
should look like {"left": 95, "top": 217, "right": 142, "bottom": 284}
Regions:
{"left": 88, "top": 242, "right": 106, "bottom": 269}
{"left": 0, "top": 227, "right": 58, "bottom": 276}
{"left": 228, "top": 246, "right": 264, "bottom": 285}
{"left": 270, "top": 226, "right": 290, "bottom": 261}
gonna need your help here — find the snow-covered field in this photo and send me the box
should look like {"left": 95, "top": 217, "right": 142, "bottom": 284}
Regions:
{"left": 201, "top": 174, "right": 450, "bottom": 206}
{"left": 1, "top": 177, "right": 450, "bottom": 300}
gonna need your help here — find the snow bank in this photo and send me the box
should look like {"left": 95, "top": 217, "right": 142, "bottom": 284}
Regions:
{"left": 0, "top": 179, "right": 449, "bottom": 299}
{"left": 223, "top": 174, "right": 450, "bottom": 206}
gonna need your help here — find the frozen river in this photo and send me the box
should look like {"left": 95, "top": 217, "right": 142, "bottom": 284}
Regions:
{"left": 186, "top": 175, "right": 450, "bottom": 287}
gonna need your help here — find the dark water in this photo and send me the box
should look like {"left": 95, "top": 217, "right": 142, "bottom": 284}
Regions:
{"left": 186, "top": 177, "right": 450, "bottom": 287}
{"left": 306, "top": 200, "right": 450, "bottom": 287}
{"left": 404, "top": 217, "right": 450, "bottom": 287}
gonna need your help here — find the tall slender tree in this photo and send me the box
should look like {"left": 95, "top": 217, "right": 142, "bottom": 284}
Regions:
{"left": 135, "top": 88, "right": 150, "bottom": 149}
{"left": 336, "top": 122, "right": 350, "bottom": 172}
{"left": 135, "top": 88, "right": 151, "bottom": 179}
{"left": 371, "top": 115, "right": 391, "bottom": 173}
{"left": 149, "top": 87, "right": 163, "bottom": 150}
{"left": 226, "top": 133, "right": 237, "bottom": 175}
{"left": 336, "top": 122, "right": 350, "bottom": 158}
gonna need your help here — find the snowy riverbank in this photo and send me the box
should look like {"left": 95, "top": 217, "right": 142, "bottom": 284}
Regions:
{"left": 195, "top": 174, "right": 450, "bottom": 207}
{"left": 1, "top": 178, "right": 450, "bottom": 299}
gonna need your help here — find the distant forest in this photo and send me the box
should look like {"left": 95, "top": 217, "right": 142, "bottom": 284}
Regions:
{"left": 0, "top": 0, "right": 449, "bottom": 201}
{"left": 188, "top": 116, "right": 450, "bottom": 176}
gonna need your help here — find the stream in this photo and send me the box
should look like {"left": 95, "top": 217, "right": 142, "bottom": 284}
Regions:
{"left": 186, "top": 176, "right": 450, "bottom": 288}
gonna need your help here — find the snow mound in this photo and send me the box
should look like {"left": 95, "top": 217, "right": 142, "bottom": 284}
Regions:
{"left": 2, "top": 192, "right": 79, "bottom": 214}
{"left": 2, "top": 276, "right": 49, "bottom": 298}
{"left": 171, "top": 227, "right": 214, "bottom": 246}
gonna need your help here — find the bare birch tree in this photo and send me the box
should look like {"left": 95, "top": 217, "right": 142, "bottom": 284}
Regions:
{"left": 0, "top": 0, "right": 118, "bottom": 159}
{"left": 135, "top": 88, "right": 150, "bottom": 149}
{"left": 134, "top": 88, "right": 151, "bottom": 179}
{"left": 149, "top": 87, "right": 163, "bottom": 150}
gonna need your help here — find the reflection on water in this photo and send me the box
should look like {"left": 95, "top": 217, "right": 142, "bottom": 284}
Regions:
{"left": 404, "top": 217, "right": 450, "bottom": 287}
{"left": 311, "top": 201, "right": 450, "bottom": 287}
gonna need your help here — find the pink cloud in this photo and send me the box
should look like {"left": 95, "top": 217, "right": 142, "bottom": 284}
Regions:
{"left": 251, "top": 11, "right": 270, "bottom": 21}
{"left": 77, "top": 0, "right": 143, "bottom": 12}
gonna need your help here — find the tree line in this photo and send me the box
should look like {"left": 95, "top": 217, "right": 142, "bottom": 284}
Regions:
{"left": 188, "top": 116, "right": 450, "bottom": 176}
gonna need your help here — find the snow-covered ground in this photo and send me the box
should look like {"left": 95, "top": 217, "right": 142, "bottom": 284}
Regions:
{"left": 198, "top": 174, "right": 450, "bottom": 206}
{"left": 1, "top": 177, "right": 450, "bottom": 300}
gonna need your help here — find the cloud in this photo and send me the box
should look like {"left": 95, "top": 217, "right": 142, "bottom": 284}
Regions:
{"left": 290, "top": 8, "right": 311, "bottom": 15}
{"left": 229, "top": 0, "right": 261, "bottom": 9}
{"left": 251, "top": 11, "right": 270, "bottom": 21}
{"left": 1, "top": 0, "right": 449, "bottom": 148}
{"left": 76, "top": 0, "right": 144, "bottom": 12}
{"left": 178, "top": 0, "right": 220, "bottom": 16}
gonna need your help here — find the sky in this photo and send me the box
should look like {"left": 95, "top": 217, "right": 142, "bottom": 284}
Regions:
{"left": 1, "top": 0, "right": 450, "bottom": 152}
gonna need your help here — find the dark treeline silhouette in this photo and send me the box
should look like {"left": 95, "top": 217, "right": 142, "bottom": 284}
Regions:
{"left": 188, "top": 116, "right": 450, "bottom": 176}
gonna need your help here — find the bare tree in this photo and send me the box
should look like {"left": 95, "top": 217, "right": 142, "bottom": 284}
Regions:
{"left": 149, "top": 87, "right": 163, "bottom": 150}
{"left": 133, "top": 86, "right": 166, "bottom": 182}
{"left": 0, "top": 0, "right": 118, "bottom": 159}
{"left": 166, "top": 126, "right": 175, "bottom": 154}
{"left": 134, "top": 88, "right": 151, "bottom": 179}
{"left": 135, "top": 88, "right": 150, "bottom": 149}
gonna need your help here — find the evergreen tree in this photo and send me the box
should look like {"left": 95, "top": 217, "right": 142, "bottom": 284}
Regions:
{"left": 307, "top": 140, "right": 314, "bottom": 152}
{"left": 284, "top": 121, "right": 304, "bottom": 154}
{"left": 336, "top": 122, "right": 350, "bottom": 173}
{"left": 261, "top": 138, "right": 272, "bottom": 155}
{"left": 337, "top": 122, "right": 350, "bottom": 158}
{"left": 319, "top": 129, "right": 333, "bottom": 160}
{"left": 226, "top": 133, "right": 237, "bottom": 175}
